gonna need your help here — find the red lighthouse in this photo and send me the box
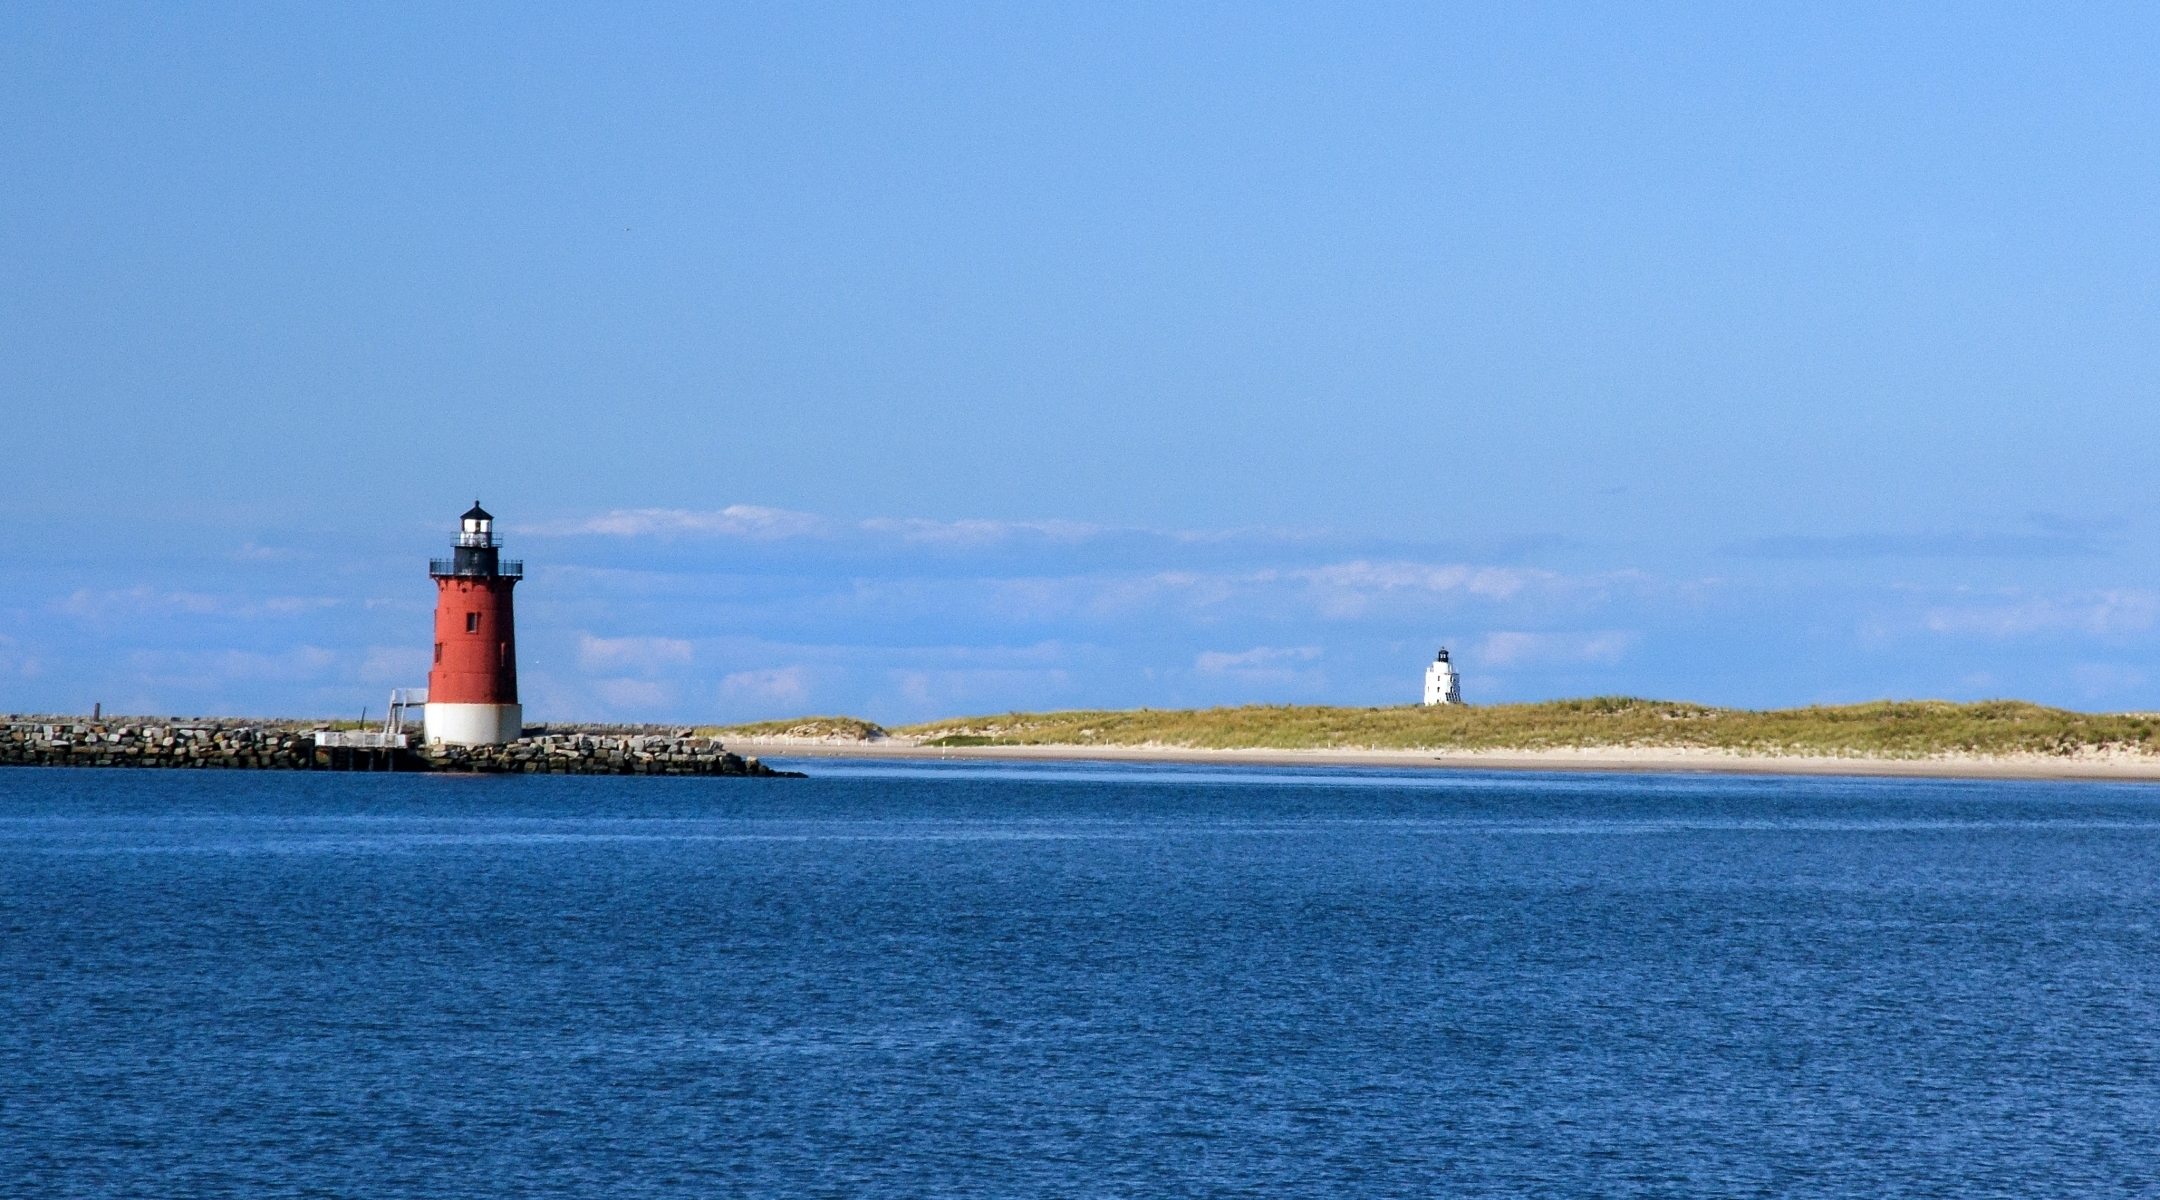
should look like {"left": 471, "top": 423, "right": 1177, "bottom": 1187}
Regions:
{"left": 423, "top": 502, "right": 524, "bottom": 745}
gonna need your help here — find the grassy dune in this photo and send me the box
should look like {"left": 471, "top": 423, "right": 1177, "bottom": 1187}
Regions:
{"left": 840, "top": 699, "right": 2160, "bottom": 759}
{"left": 704, "top": 715, "right": 890, "bottom": 741}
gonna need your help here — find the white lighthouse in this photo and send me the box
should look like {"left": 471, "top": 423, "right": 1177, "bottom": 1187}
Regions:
{"left": 1422, "top": 647, "right": 1462, "bottom": 706}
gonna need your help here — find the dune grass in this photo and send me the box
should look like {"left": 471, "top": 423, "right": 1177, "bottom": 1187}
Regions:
{"left": 876, "top": 698, "right": 2160, "bottom": 759}
{"left": 706, "top": 715, "right": 890, "bottom": 741}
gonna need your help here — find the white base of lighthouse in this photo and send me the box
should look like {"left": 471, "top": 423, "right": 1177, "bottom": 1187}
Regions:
{"left": 424, "top": 702, "right": 524, "bottom": 747}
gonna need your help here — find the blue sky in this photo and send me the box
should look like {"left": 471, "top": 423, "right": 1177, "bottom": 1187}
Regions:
{"left": 4, "top": 3, "right": 2158, "bottom": 722}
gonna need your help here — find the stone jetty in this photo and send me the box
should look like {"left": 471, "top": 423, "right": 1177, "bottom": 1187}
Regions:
{"left": 423, "top": 733, "right": 796, "bottom": 776}
{"left": 0, "top": 719, "right": 800, "bottom": 777}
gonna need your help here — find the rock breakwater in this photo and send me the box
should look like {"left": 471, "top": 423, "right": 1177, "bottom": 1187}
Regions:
{"left": 1, "top": 720, "right": 799, "bottom": 777}
{"left": 424, "top": 734, "right": 797, "bottom": 776}
{"left": 3, "top": 721, "right": 315, "bottom": 769}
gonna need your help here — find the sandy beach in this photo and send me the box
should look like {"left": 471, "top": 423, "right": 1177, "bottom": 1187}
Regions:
{"left": 726, "top": 737, "right": 2160, "bottom": 782}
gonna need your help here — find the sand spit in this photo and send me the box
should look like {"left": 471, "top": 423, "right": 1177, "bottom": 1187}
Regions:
{"left": 724, "top": 736, "right": 2160, "bottom": 782}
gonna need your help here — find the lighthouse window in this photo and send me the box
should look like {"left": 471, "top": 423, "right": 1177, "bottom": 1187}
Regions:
{"left": 466, "top": 612, "right": 481, "bottom": 633}
{"left": 433, "top": 642, "right": 442, "bottom": 663}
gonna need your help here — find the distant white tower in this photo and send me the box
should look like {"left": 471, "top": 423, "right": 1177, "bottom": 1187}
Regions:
{"left": 1422, "top": 647, "right": 1462, "bottom": 706}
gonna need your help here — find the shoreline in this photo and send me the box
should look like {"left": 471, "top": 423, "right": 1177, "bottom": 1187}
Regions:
{"left": 731, "top": 738, "right": 2160, "bottom": 782}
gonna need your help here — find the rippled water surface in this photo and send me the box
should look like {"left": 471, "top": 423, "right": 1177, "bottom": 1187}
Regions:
{"left": 6, "top": 761, "right": 2160, "bottom": 1197}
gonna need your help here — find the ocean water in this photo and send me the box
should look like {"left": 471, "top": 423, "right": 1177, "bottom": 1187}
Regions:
{"left": 5, "top": 761, "right": 2159, "bottom": 1197}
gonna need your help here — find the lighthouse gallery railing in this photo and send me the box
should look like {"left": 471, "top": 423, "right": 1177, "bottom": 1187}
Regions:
{"left": 429, "top": 559, "right": 523, "bottom": 578}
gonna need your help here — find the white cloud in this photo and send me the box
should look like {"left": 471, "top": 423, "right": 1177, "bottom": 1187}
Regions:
{"left": 577, "top": 635, "right": 695, "bottom": 674}
{"left": 981, "top": 577, "right": 1091, "bottom": 621}
{"left": 0, "top": 633, "right": 40, "bottom": 680}
{"left": 359, "top": 645, "right": 431, "bottom": 685}
{"left": 1474, "top": 631, "right": 1636, "bottom": 668}
{"left": 859, "top": 517, "right": 1102, "bottom": 545}
{"left": 1081, "top": 571, "right": 1242, "bottom": 617}
{"left": 1079, "top": 560, "right": 1567, "bottom": 622}
{"left": 58, "top": 587, "right": 219, "bottom": 619}
{"left": 2072, "top": 663, "right": 2147, "bottom": 700}
{"left": 123, "top": 645, "right": 341, "bottom": 688}
{"left": 1922, "top": 591, "right": 2160, "bottom": 639}
{"left": 885, "top": 668, "right": 1073, "bottom": 716}
{"left": 525, "top": 505, "right": 831, "bottom": 540}
{"left": 720, "top": 667, "right": 811, "bottom": 708}
{"left": 1195, "top": 645, "right": 1323, "bottom": 674}
{"left": 1295, "top": 561, "right": 1545, "bottom": 603}
{"left": 518, "top": 504, "right": 1340, "bottom": 552}
{"left": 987, "top": 561, "right": 1569, "bottom": 625}
{"left": 593, "top": 678, "right": 671, "bottom": 710}
{"left": 259, "top": 597, "right": 342, "bottom": 617}
{"left": 54, "top": 587, "right": 339, "bottom": 622}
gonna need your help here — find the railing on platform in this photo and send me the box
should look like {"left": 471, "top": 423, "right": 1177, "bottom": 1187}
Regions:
{"left": 314, "top": 730, "right": 408, "bottom": 749}
{"left": 315, "top": 688, "right": 429, "bottom": 751}
{"left": 429, "top": 558, "right": 522, "bottom": 578}
{"left": 385, "top": 689, "right": 426, "bottom": 740}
